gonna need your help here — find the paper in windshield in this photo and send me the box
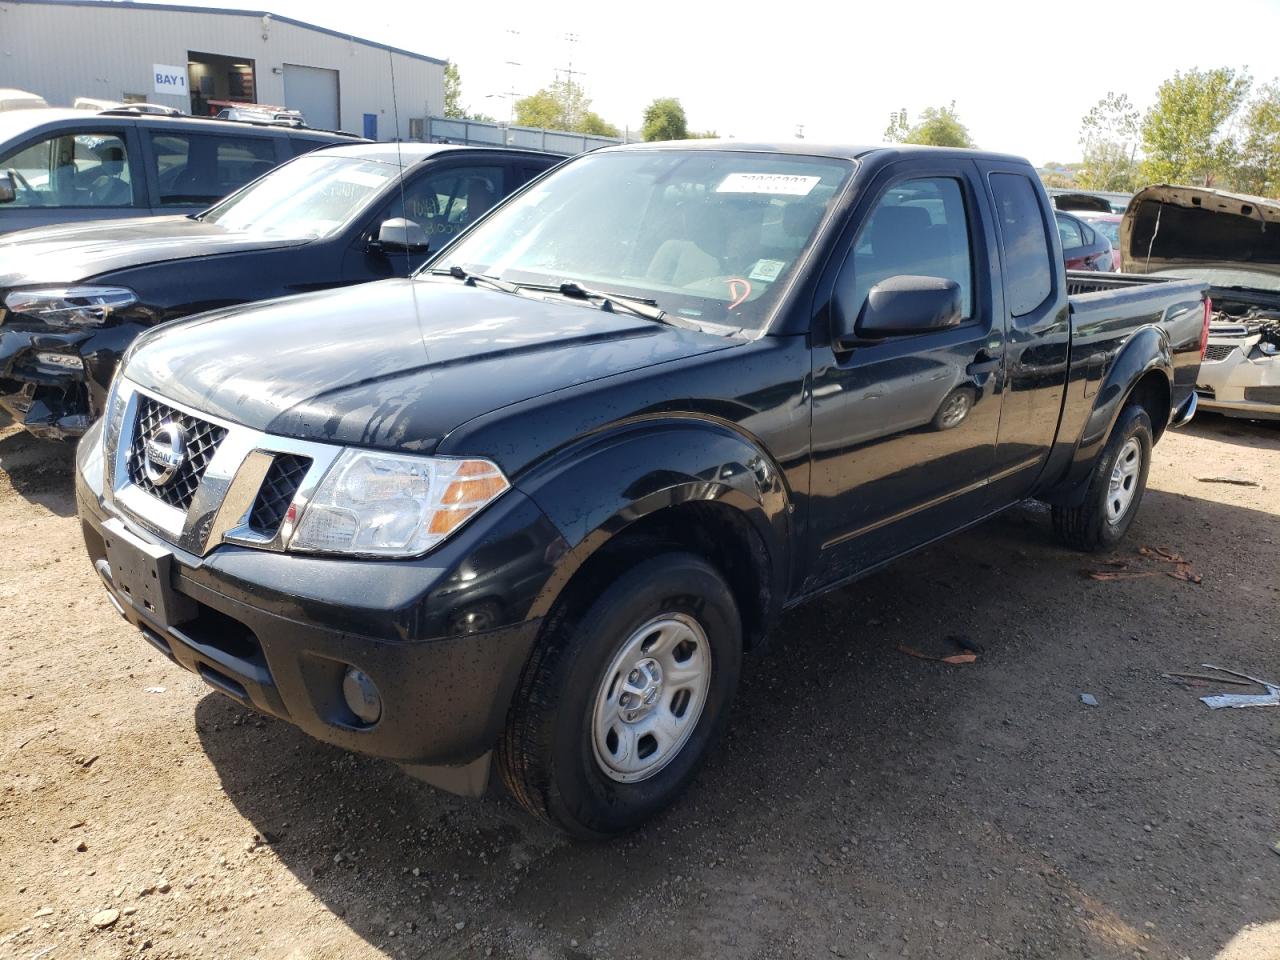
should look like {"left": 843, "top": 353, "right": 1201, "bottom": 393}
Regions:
{"left": 716, "top": 173, "right": 821, "bottom": 196}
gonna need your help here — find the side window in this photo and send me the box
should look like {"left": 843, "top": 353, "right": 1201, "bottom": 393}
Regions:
{"left": 0, "top": 131, "right": 134, "bottom": 208}
{"left": 381, "top": 165, "right": 507, "bottom": 243}
{"left": 1056, "top": 214, "right": 1083, "bottom": 248}
{"left": 989, "top": 173, "right": 1054, "bottom": 316}
{"left": 845, "top": 176, "right": 974, "bottom": 321}
{"left": 150, "top": 132, "right": 276, "bottom": 206}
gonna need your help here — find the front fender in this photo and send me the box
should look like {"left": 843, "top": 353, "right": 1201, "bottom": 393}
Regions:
{"left": 1042, "top": 324, "right": 1171, "bottom": 506}
{"left": 515, "top": 417, "right": 792, "bottom": 622}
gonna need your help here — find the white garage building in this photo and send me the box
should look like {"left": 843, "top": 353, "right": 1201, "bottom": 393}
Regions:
{"left": 0, "top": 0, "right": 446, "bottom": 138}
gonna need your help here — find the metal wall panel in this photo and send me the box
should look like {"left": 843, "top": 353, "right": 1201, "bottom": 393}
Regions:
{"left": 0, "top": 1, "right": 445, "bottom": 138}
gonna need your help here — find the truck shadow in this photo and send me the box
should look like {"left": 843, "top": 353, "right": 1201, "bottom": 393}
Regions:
{"left": 0, "top": 427, "right": 77, "bottom": 517}
{"left": 194, "top": 487, "right": 1280, "bottom": 959}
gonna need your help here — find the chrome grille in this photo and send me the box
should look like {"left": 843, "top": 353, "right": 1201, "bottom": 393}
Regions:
{"left": 1203, "top": 343, "right": 1238, "bottom": 363}
{"left": 125, "top": 395, "right": 228, "bottom": 511}
{"left": 248, "top": 454, "right": 311, "bottom": 535}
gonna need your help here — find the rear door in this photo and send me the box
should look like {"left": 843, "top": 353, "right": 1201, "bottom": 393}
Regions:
{"left": 808, "top": 159, "right": 1007, "bottom": 585}
{"left": 140, "top": 128, "right": 285, "bottom": 214}
{"left": 978, "top": 162, "right": 1071, "bottom": 506}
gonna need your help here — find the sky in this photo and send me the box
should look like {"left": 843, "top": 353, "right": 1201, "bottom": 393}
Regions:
{"left": 177, "top": 0, "right": 1280, "bottom": 165}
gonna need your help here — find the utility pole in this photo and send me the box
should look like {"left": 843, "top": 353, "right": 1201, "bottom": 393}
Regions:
{"left": 504, "top": 29, "right": 521, "bottom": 126}
{"left": 558, "top": 31, "right": 585, "bottom": 129}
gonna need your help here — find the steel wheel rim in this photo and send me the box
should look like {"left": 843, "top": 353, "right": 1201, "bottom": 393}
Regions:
{"left": 591, "top": 613, "right": 712, "bottom": 783}
{"left": 1106, "top": 437, "right": 1142, "bottom": 524}
{"left": 939, "top": 392, "right": 970, "bottom": 427}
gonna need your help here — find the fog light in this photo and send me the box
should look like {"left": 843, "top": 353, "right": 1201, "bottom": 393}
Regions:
{"left": 342, "top": 667, "right": 382, "bottom": 725}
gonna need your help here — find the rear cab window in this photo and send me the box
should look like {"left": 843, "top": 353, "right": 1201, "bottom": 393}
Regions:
{"left": 989, "top": 173, "right": 1054, "bottom": 316}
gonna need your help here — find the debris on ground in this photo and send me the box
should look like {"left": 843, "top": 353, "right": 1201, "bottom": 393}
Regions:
{"left": 898, "top": 634, "right": 979, "bottom": 665}
{"left": 1162, "top": 672, "right": 1254, "bottom": 688}
{"left": 1193, "top": 663, "right": 1280, "bottom": 710}
{"left": 1086, "top": 547, "right": 1202, "bottom": 584}
{"left": 1196, "top": 476, "right": 1260, "bottom": 487}
{"left": 1080, "top": 694, "right": 1099, "bottom": 707}
{"left": 91, "top": 908, "right": 120, "bottom": 929}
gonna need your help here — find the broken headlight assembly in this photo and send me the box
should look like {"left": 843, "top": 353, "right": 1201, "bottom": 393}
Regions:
{"left": 3, "top": 286, "right": 138, "bottom": 328}
{"left": 288, "top": 450, "right": 511, "bottom": 558}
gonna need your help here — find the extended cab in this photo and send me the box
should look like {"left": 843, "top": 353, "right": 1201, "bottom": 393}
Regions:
{"left": 74, "top": 144, "right": 1209, "bottom": 837}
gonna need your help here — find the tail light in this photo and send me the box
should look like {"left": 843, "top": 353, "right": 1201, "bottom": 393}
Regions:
{"left": 1199, "top": 297, "right": 1213, "bottom": 358}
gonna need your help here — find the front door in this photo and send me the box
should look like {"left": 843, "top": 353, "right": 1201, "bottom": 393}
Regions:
{"left": 809, "top": 166, "right": 1006, "bottom": 586}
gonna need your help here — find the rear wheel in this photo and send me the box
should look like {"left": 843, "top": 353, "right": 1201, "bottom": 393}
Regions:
{"left": 1052, "top": 404, "right": 1153, "bottom": 551}
{"left": 498, "top": 551, "right": 742, "bottom": 838}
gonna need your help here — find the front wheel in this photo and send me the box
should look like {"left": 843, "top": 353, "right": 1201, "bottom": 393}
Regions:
{"left": 1052, "top": 404, "right": 1153, "bottom": 551}
{"left": 498, "top": 551, "right": 742, "bottom": 838}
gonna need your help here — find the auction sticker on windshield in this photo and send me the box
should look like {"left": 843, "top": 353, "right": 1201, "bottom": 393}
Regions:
{"left": 716, "top": 173, "right": 821, "bottom": 196}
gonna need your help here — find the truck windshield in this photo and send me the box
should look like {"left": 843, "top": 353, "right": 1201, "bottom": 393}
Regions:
{"left": 200, "top": 155, "right": 396, "bottom": 238}
{"left": 432, "top": 150, "right": 852, "bottom": 331}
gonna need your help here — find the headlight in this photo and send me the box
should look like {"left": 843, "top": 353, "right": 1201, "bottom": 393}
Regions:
{"left": 1257, "top": 340, "right": 1279, "bottom": 357}
{"left": 288, "top": 450, "right": 510, "bottom": 557}
{"left": 4, "top": 286, "right": 137, "bottom": 328}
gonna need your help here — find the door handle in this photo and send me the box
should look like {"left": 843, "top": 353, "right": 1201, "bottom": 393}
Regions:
{"left": 966, "top": 352, "right": 1001, "bottom": 377}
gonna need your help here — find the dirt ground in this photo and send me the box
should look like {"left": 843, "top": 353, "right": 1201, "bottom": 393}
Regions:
{"left": 0, "top": 413, "right": 1277, "bottom": 960}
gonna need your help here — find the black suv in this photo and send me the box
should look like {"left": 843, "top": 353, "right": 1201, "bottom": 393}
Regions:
{"left": 0, "top": 142, "right": 560, "bottom": 437}
{"left": 0, "top": 107, "right": 360, "bottom": 234}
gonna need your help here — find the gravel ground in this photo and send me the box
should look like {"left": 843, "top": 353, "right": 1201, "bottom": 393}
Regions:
{"left": 1, "top": 413, "right": 1277, "bottom": 960}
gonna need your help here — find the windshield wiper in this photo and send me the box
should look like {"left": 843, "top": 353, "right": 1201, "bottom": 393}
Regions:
{"left": 429, "top": 265, "right": 520, "bottom": 294}
{"left": 535, "top": 281, "right": 668, "bottom": 323}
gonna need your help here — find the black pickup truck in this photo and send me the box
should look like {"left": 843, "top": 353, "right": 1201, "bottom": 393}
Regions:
{"left": 74, "top": 143, "right": 1209, "bottom": 837}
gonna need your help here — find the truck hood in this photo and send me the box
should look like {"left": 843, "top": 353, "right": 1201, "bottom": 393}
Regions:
{"left": 1121, "top": 185, "right": 1280, "bottom": 292}
{"left": 123, "top": 278, "right": 736, "bottom": 453}
{"left": 0, "top": 216, "right": 308, "bottom": 286}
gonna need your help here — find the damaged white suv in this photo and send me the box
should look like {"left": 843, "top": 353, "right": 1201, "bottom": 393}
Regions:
{"left": 1122, "top": 185, "right": 1280, "bottom": 421}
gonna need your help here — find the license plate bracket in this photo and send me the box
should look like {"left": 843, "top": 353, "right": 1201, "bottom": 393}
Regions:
{"left": 102, "top": 518, "right": 197, "bottom": 628}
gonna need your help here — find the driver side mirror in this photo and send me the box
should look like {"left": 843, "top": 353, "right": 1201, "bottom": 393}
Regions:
{"left": 374, "top": 217, "right": 429, "bottom": 254}
{"left": 834, "top": 275, "right": 963, "bottom": 349}
{"left": 0, "top": 173, "right": 15, "bottom": 204}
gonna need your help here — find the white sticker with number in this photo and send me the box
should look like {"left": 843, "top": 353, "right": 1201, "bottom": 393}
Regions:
{"left": 716, "top": 173, "right": 821, "bottom": 196}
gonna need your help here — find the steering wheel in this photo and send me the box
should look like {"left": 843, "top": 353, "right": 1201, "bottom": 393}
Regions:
{"left": 5, "top": 167, "right": 38, "bottom": 202}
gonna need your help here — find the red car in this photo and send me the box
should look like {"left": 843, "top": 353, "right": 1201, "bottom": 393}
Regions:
{"left": 1055, "top": 210, "right": 1118, "bottom": 271}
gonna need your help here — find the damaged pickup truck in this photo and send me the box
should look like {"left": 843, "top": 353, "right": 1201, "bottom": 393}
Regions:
{"left": 76, "top": 143, "right": 1209, "bottom": 837}
{"left": 1120, "top": 184, "right": 1280, "bottom": 421}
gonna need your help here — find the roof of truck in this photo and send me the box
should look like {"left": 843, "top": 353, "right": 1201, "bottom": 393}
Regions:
{"left": 598, "top": 139, "right": 1029, "bottom": 164}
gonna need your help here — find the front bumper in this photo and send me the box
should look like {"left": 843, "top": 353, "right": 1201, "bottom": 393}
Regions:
{"left": 0, "top": 328, "right": 92, "bottom": 438}
{"left": 1196, "top": 340, "right": 1280, "bottom": 420}
{"left": 0, "top": 323, "right": 144, "bottom": 438}
{"left": 75, "top": 430, "right": 563, "bottom": 776}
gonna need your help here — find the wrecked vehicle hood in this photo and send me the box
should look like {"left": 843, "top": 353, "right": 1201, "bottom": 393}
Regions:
{"left": 0, "top": 216, "right": 308, "bottom": 287}
{"left": 121, "top": 277, "right": 736, "bottom": 453}
{"left": 1120, "top": 185, "right": 1280, "bottom": 292}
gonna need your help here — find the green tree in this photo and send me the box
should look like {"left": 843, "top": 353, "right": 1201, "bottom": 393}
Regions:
{"left": 1236, "top": 81, "right": 1280, "bottom": 196}
{"left": 901, "top": 103, "right": 975, "bottom": 148}
{"left": 443, "top": 61, "right": 465, "bottom": 119}
{"left": 580, "top": 111, "right": 621, "bottom": 138}
{"left": 1140, "top": 67, "right": 1251, "bottom": 186}
{"left": 514, "top": 78, "right": 615, "bottom": 135}
{"left": 1077, "top": 92, "right": 1140, "bottom": 191}
{"left": 642, "top": 97, "right": 689, "bottom": 141}
{"left": 883, "top": 108, "right": 909, "bottom": 143}
{"left": 441, "top": 61, "right": 495, "bottom": 122}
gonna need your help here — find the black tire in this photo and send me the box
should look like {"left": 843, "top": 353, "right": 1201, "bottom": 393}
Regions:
{"left": 1052, "top": 404, "right": 1153, "bottom": 551}
{"left": 498, "top": 551, "right": 742, "bottom": 838}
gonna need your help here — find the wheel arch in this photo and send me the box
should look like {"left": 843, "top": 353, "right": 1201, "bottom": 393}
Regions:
{"left": 1040, "top": 325, "right": 1172, "bottom": 507}
{"left": 516, "top": 418, "right": 793, "bottom": 652}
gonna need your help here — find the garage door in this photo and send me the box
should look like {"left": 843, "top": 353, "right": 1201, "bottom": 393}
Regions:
{"left": 282, "top": 64, "right": 339, "bottom": 131}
